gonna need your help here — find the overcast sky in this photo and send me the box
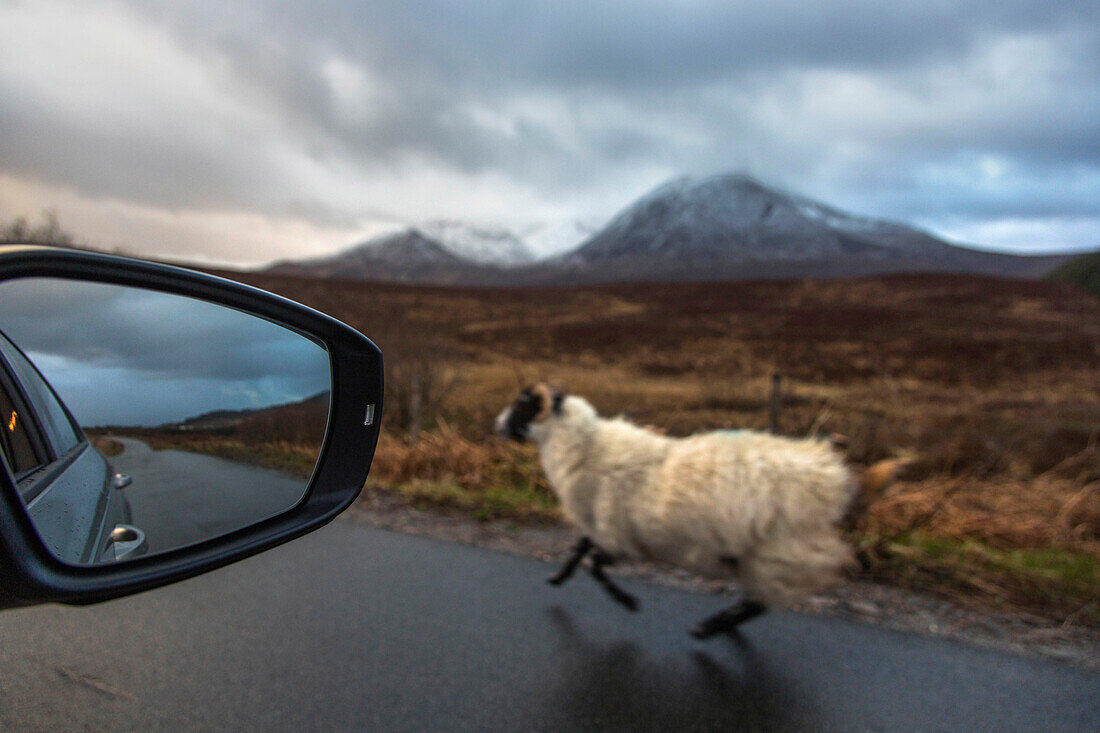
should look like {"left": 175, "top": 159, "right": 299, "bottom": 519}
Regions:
{"left": 1, "top": 0, "right": 1097, "bottom": 266}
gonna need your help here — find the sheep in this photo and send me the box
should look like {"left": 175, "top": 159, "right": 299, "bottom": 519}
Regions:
{"left": 494, "top": 383, "right": 900, "bottom": 638}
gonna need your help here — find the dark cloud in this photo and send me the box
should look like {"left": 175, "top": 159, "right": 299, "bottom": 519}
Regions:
{"left": 252, "top": 0, "right": 1091, "bottom": 86}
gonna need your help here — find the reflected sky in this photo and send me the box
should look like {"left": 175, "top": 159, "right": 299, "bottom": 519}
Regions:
{"left": 0, "top": 278, "right": 330, "bottom": 427}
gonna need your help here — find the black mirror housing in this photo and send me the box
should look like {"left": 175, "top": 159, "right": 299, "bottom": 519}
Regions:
{"left": 0, "top": 246, "right": 383, "bottom": 608}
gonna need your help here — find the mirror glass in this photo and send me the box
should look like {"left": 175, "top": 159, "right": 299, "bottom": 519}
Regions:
{"left": 0, "top": 277, "right": 331, "bottom": 565}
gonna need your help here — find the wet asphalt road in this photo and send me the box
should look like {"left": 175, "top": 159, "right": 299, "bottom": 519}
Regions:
{"left": 0, "top": 519, "right": 1096, "bottom": 731}
{"left": 110, "top": 437, "right": 308, "bottom": 554}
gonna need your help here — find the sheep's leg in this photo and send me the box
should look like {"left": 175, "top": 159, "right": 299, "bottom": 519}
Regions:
{"left": 547, "top": 536, "right": 593, "bottom": 586}
{"left": 587, "top": 548, "right": 639, "bottom": 611}
{"left": 689, "top": 599, "right": 768, "bottom": 639}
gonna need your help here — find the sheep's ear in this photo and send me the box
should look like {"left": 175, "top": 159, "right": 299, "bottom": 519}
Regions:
{"left": 549, "top": 382, "right": 567, "bottom": 414}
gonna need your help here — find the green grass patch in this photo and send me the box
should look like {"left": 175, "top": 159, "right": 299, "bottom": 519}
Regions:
{"left": 1046, "top": 250, "right": 1100, "bottom": 298}
{"left": 864, "top": 532, "right": 1100, "bottom": 625}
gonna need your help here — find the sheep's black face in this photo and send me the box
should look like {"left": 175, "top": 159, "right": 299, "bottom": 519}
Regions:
{"left": 495, "top": 384, "right": 564, "bottom": 442}
{"left": 497, "top": 387, "right": 542, "bottom": 441}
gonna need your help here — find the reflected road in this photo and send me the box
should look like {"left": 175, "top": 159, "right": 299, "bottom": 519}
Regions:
{"left": 0, "top": 521, "right": 1096, "bottom": 731}
{"left": 110, "top": 437, "right": 307, "bottom": 554}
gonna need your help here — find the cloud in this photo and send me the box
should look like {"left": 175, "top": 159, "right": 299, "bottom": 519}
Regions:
{"left": 0, "top": 175, "right": 380, "bottom": 266}
{"left": 923, "top": 216, "right": 1100, "bottom": 253}
{"left": 0, "top": 0, "right": 1098, "bottom": 262}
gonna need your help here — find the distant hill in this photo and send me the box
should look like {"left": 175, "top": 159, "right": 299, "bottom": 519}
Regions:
{"left": 266, "top": 229, "right": 513, "bottom": 284}
{"left": 169, "top": 391, "right": 329, "bottom": 432}
{"left": 573, "top": 174, "right": 953, "bottom": 262}
{"left": 266, "top": 173, "right": 1079, "bottom": 285}
{"left": 1046, "top": 250, "right": 1100, "bottom": 298}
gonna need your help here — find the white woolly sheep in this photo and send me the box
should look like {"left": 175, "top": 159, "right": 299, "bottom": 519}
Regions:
{"left": 495, "top": 383, "right": 899, "bottom": 638}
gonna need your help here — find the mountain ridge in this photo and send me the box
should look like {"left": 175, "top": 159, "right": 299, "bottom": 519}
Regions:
{"left": 571, "top": 173, "right": 960, "bottom": 264}
{"left": 265, "top": 174, "right": 1084, "bottom": 284}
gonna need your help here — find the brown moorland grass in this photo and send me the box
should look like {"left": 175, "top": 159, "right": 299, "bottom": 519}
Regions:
{"left": 213, "top": 269, "right": 1100, "bottom": 621}
{"left": 366, "top": 420, "right": 558, "bottom": 520}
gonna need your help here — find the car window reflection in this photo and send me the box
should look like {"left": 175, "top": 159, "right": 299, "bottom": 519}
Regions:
{"left": 0, "top": 366, "right": 41, "bottom": 476}
{"left": 0, "top": 331, "right": 80, "bottom": 457}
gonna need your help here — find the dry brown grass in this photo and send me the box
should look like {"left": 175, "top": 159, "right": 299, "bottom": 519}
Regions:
{"left": 865, "top": 474, "right": 1100, "bottom": 556}
{"left": 367, "top": 420, "right": 557, "bottom": 520}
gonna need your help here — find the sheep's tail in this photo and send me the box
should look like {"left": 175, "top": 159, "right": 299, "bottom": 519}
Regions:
{"left": 838, "top": 457, "right": 909, "bottom": 531}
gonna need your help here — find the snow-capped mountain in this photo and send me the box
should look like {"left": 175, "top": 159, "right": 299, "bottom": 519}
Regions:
{"left": 517, "top": 219, "right": 600, "bottom": 259}
{"left": 355, "top": 229, "right": 463, "bottom": 265}
{"left": 417, "top": 220, "right": 536, "bottom": 266}
{"left": 571, "top": 173, "right": 956, "bottom": 264}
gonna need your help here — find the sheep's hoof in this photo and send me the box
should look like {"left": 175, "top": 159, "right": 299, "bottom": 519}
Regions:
{"left": 616, "top": 593, "right": 640, "bottom": 612}
{"left": 546, "top": 574, "right": 567, "bottom": 586}
{"left": 689, "top": 620, "right": 734, "bottom": 640}
{"left": 689, "top": 601, "right": 767, "bottom": 639}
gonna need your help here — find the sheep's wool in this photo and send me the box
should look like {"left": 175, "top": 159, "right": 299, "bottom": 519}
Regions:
{"left": 530, "top": 396, "right": 856, "bottom": 607}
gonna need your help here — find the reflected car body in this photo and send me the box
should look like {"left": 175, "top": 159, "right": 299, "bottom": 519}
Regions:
{"left": 0, "top": 328, "right": 145, "bottom": 565}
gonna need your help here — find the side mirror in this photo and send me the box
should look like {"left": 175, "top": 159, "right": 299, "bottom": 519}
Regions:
{"left": 0, "top": 246, "right": 383, "bottom": 609}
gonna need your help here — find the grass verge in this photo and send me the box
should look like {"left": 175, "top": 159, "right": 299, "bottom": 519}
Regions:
{"left": 129, "top": 433, "right": 321, "bottom": 480}
{"left": 860, "top": 532, "right": 1100, "bottom": 625}
{"left": 365, "top": 421, "right": 560, "bottom": 522}
{"left": 88, "top": 435, "right": 124, "bottom": 457}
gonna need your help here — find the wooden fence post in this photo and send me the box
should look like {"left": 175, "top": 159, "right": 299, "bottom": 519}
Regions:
{"left": 768, "top": 371, "right": 782, "bottom": 434}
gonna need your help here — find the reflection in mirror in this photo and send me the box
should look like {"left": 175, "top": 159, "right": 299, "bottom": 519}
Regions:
{"left": 0, "top": 278, "right": 331, "bottom": 565}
